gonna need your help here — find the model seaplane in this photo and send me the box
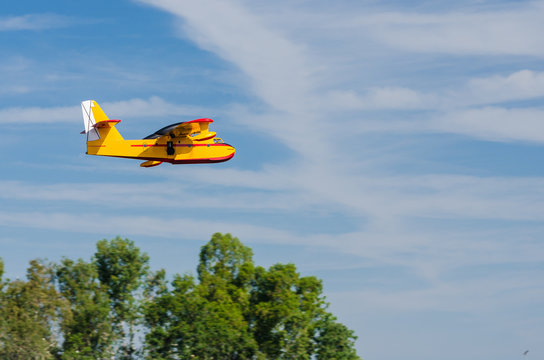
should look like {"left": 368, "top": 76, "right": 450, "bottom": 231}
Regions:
{"left": 81, "top": 100, "right": 235, "bottom": 167}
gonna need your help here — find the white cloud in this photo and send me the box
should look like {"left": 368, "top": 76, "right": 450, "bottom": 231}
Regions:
{"left": 0, "top": 14, "right": 72, "bottom": 31}
{"left": 466, "top": 70, "right": 544, "bottom": 104}
{"left": 431, "top": 107, "right": 544, "bottom": 142}
{"left": 2, "top": 177, "right": 543, "bottom": 290}
{"left": 325, "top": 69, "right": 544, "bottom": 112}
{"left": 100, "top": 96, "right": 202, "bottom": 119}
{"left": 357, "top": 3, "right": 544, "bottom": 56}
{"left": 326, "top": 87, "right": 430, "bottom": 110}
{"left": 0, "top": 210, "right": 302, "bottom": 247}
{"left": 136, "top": 0, "right": 330, "bottom": 159}
{"left": 140, "top": 0, "right": 312, "bottom": 113}
{"left": 0, "top": 104, "right": 79, "bottom": 124}
{"left": 319, "top": 69, "right": 544, "bottom": 143}
{"left": 309, "top": 173, "right": 544, "bottom": 222}
{"left": 0, "top": 97, "right": 201, "bottom": 124}
{"left": 0, "top": 179, "right": 304, "bottom": 212}
{"left": 7, "top": 169, "right": 544, "bottom": 229}
{"left": 130, "top": 2, "right": 544, "bottom": 154}
{"left": 331, "top": 279, "right": 530, "bottom": 313}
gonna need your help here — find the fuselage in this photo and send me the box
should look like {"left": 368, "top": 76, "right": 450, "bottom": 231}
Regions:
{"left": 87, "top": 136, "right": 235, "bottom": 164}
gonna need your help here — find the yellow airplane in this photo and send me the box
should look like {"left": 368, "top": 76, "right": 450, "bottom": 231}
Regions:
{"left": 81, "top": 100, "right": 235, "bottom": 167}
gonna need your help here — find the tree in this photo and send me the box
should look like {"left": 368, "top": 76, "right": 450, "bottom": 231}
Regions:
{"left": 250, "top": 264, "right": 327, "bottom": 359}
{"left": 190, "top": 233, "right": 259, "bottom": 359}
{"left": 314, "top": 314, "right": 360, "bottom": 360}
{"left": 93, "top": 236, "right": 150, "bottom": 358}
{"left": 94, "top": 237, "right": 150, "bottom": 319}
{"left": 144, "top": 233, "right": 259, "bottom": 359}
{"left": 0, "top": 260, "right": 67, "bottom": 359}
{"left": 52, "top": 237, "right": 150, "bottom": 359}
{"left": 55, "top": 258, "right": 115, "bottom": 359}
{"left": 144, "top": 233, "right": 361, "bottom": 359}
{"left": 198, "top": 232, "right": 255, "bottom": 290}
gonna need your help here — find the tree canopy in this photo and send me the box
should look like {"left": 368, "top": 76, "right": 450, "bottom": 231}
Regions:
{"left": 0, "top": 233, "right": 361, "bottom": 359}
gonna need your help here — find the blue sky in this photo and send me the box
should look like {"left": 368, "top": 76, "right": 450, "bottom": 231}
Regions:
{"left": 1, "top": 0, "right": 544, "bottom": 359}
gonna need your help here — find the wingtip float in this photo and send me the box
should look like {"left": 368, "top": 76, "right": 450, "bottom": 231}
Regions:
{"left": 80, "top": 100, "right": 235, "bottom": 167}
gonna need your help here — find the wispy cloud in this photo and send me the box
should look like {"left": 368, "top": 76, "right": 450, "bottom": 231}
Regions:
{"left": 352, "top": 2, "right": 544, "bottom": 56}
{"left": 130, "top": 0, "right": 544, "bottom": 290}
{"left": 0, "top": 210, "right": 299, "bottom": 246}
{"left": 325, "top": 70, "right": 544, "bottom": 111}
{"left": 0, "top": 180, "right": 302, "bottom": 212}
{"left": 0, "top": 96, "right": 202, "bottom": 124}
{"left": 326, "top": 87, "right": 430, "bottom": 110}
{"left": 323, "top": 69, "right": 544, "bottom": 144}
{"left": 137, "top": 0, "right": 329, "bottom": 160}
{"left": 431, "top": 107, "right": 544, "bottom": 143}
{"left": 465, "top": 69, "right": 544, "bottom": 104}
{"left": 6, "top": 169, "right": 544, "bottom": 232}
{"left": 148, "top": 0, "right": 314, "bottom": 113}
{"left": 0, "top": 14, "right": 73, "bottom": 31}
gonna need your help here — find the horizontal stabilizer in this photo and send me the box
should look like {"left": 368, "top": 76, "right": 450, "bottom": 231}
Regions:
{"left": 94, "top": 119, "right": 121, "bottom": 128}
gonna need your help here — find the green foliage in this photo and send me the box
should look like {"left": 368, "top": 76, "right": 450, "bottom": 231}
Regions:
{"left": 94, "top": 236, "right": 150, "bottom": 321}
{"left": 250, "top": 264, "right": 326, "bottom": 359}
{"left": 144, "top": 234, "right": 259, "bottom": 359}
{"left": 0, "top": 260, "right": 66, "bottom": 359}
{"left": 198, "top": 232, "right": 255, "bottom": 287}
{"left": 0, "top": 234, "right": 361, "bottom": 359}
{"left": 55, "top": 258, "right": 115, "bottom": 359}
{"left": 144, "top": 233, "right": 361, "bottom": 360}
{"left": 93, "top": 236, "right": 150, "bottom": 358}
{"left": 315, "top": 315, "right": 360, "bottom": 360}
{"left": 0, "top": 257, "right": 4, "bottom": 293}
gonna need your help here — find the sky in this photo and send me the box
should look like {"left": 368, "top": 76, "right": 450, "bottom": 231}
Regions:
{"left": 1, "top": 0, "right": 544, "bottom": 359}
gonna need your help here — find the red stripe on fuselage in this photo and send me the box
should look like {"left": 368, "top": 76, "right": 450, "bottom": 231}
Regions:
{"left": 95, "top": 152, "right": 234, "bottom": 164}
{"left": 130, "top": 143, "right": 231, "bottom": 147}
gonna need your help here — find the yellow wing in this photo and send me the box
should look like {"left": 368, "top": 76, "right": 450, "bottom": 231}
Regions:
{"left": 144, "top": 118, "right": 216, "bottom": 141}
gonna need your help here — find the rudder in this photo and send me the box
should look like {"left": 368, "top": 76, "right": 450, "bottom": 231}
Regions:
{"left": 81, "top": 100, "right": 109, "bottom": 141}
{"left": 81, "top": 100, "right": 123, "bottom": 143}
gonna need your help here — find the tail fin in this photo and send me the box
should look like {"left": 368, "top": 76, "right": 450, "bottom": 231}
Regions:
{"left": 81, "top": 100, "right": 123, "bottom": 144}
{"left": 81, "top": 100, "right": 109, "bottom": 141}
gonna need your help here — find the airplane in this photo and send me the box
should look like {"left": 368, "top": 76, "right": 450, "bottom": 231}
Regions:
{"left": 81, "top": 100, "right": 235, "bottom": 167}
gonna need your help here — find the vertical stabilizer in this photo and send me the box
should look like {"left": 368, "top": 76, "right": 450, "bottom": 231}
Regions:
{"left": 89, "top": 100, "right": 109, "bottom": 122}
{"left": 81, "top": 100, "right": 124, "bottom": 157}
{"left": 81, "top": 100, "right": 112, "bottom": 141}
{"left": 81, "top": 100, "right": 101, "bottom": 141}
